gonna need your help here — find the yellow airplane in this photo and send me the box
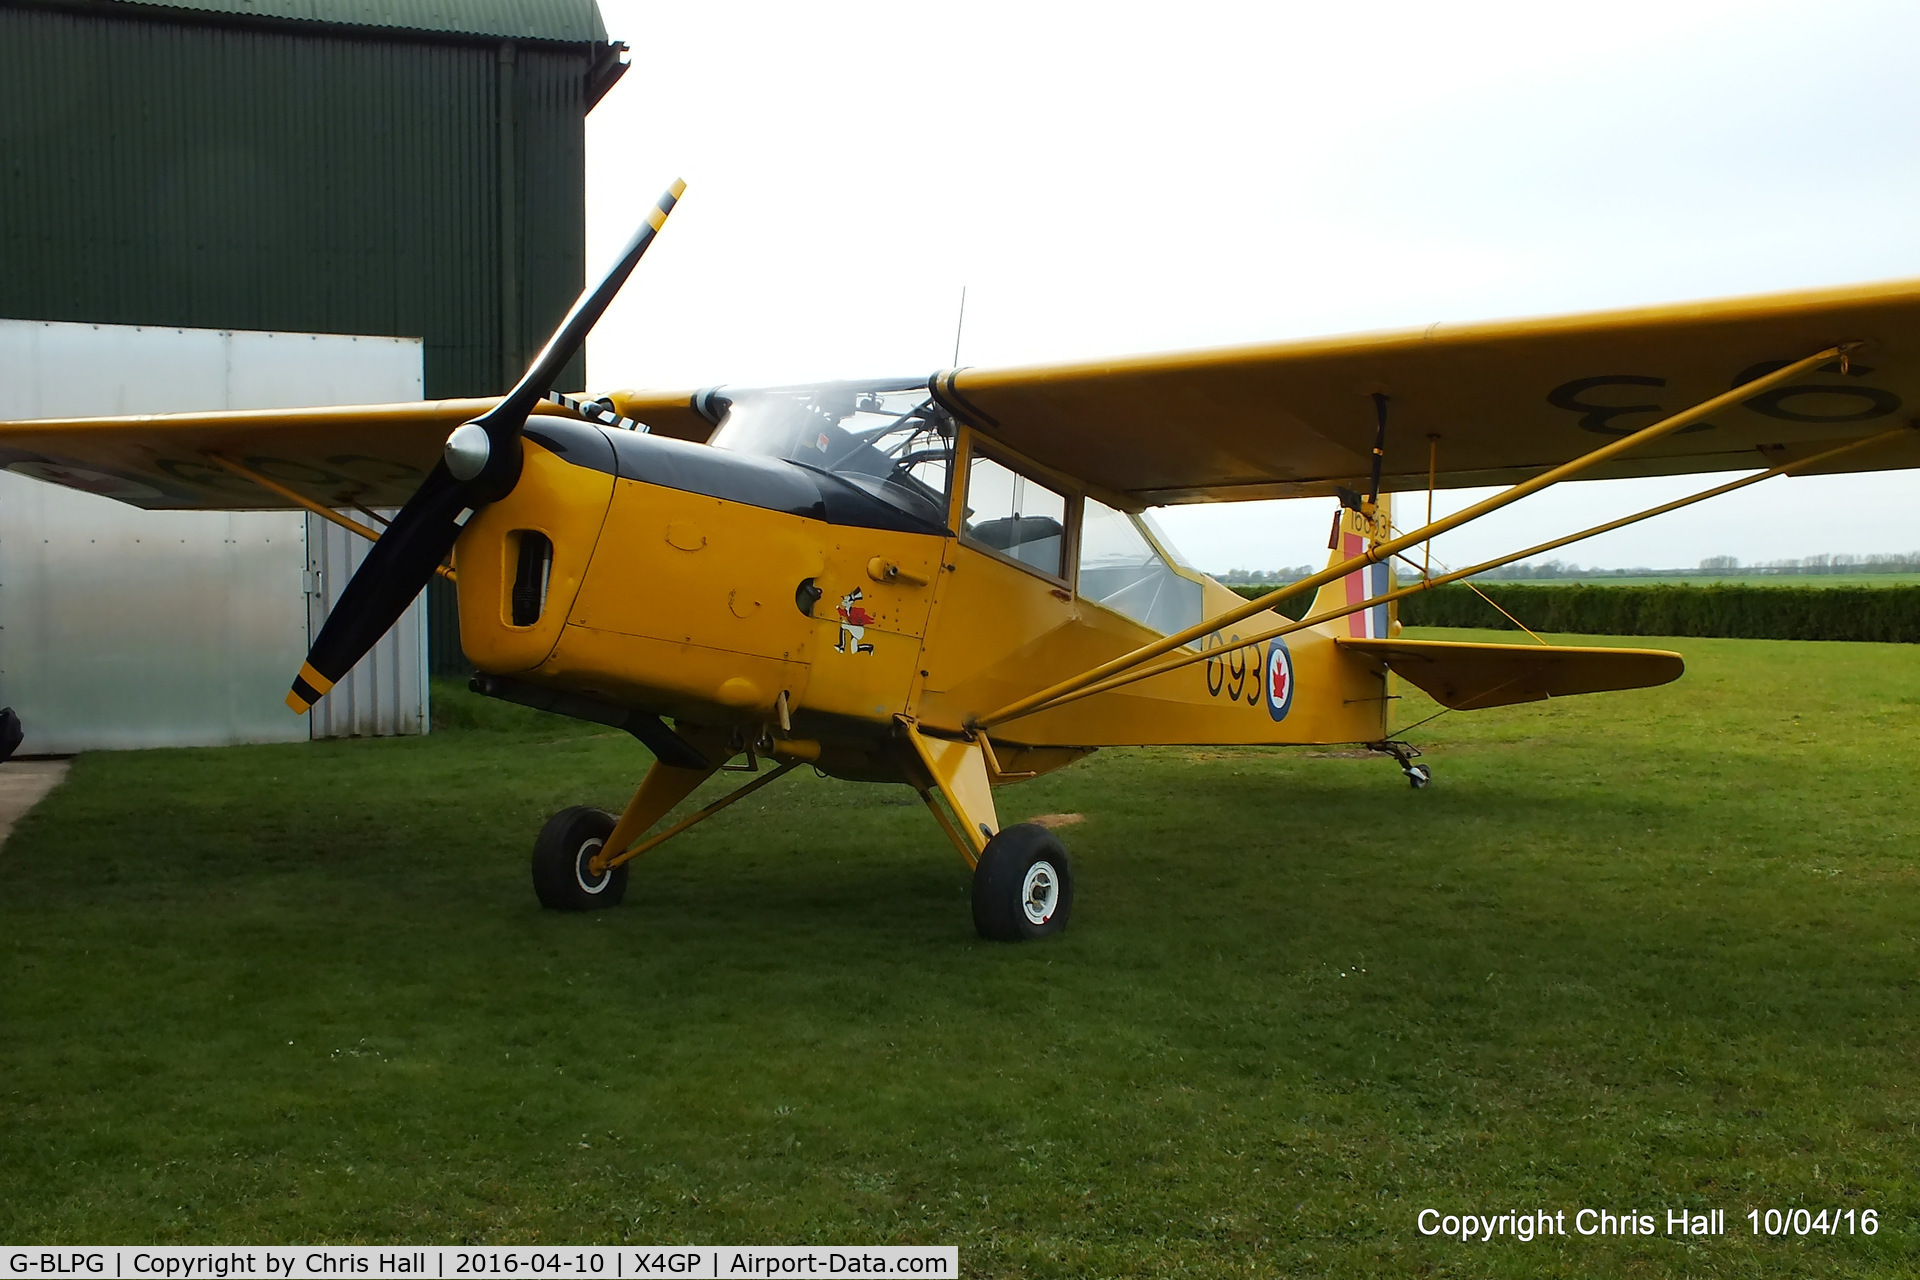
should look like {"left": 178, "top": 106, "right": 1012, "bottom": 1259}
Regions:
{"left": 5, "top": 181, "right": 1918, "bottom": 940}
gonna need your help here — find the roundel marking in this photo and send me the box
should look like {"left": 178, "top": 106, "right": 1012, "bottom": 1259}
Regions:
{"left": 1265, "top": 639, "right": 1294, "bottom": 722}
{"left": 9, "top": 460, "right": 166, "bottom": 502}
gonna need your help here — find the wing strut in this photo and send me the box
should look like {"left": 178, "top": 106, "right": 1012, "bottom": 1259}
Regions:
{"left": 977, "top": 342, "right": 1851, "bottom": 729}
{"left": 1368, "top": 392, "right": 1389, "bottom": 505}
{"left": 1013, "top": 426, "right": 1910, "bottom": 717}
{"left": 1422, "top": 433, "right": 1439, "bottom": 580}
{"left": 203, "top": 451, "right": 455, "bottom": 581}
{"left": 988, "top": 422, "right": 1909, "bottom": 721}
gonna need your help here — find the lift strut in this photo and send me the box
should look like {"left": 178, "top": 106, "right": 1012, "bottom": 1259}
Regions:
{"left": 976, "top": 343, "right": 1857, "bottom": 730}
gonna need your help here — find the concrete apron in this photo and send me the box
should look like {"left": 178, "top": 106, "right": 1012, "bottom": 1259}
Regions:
{"left": 0, "top": 760, "right": 70, "bottom": 847}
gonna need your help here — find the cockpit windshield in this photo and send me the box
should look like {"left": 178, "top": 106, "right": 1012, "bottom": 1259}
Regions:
{"left": 707, "top": 379, "right": 954, "bottom": 529}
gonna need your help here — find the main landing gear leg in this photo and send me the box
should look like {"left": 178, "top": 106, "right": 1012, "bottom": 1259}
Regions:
{"left": 1373, "top": 740, "right": 1431, "bottom": 789}
{"left": 900, "top": 719, "right": 1074, "bottom": 942}
{"left": 530, "top": 726, "right": 756, "bottom": 912}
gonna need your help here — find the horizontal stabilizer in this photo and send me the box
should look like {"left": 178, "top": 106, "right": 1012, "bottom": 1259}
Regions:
{"left": 1338, "top": 637, "right": 1683, "bottom": 710}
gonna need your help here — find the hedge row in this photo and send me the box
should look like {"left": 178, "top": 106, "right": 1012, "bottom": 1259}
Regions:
{"left": 1227, "top": 581, "right": 1920, "bottom": 643}
{"left": 1226, "top": 583, "right": 1313, "bottom": 620}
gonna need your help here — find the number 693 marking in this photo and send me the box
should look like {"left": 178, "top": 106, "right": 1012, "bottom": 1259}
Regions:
{"left": 1202, "top": 631, "right": 1262, "bottom": 706}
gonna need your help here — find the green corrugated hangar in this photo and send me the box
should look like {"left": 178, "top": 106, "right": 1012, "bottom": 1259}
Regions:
{"left": 0, "top": 0, "right": 625, "bottom": 740}
{"left": 2, "top": 0, "right": 624, "bottom": 400}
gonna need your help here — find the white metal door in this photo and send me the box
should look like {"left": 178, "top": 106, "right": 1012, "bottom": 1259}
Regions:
{"left": 0, "top": 319, "right": 428, "bottom": 752}
{"left": 303, "top": 511, "right": 430, "bottom": 738}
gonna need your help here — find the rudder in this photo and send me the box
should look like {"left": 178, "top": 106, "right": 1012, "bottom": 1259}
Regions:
{"left": 1309, "top": 496, "right": 1395, "bottom": 639}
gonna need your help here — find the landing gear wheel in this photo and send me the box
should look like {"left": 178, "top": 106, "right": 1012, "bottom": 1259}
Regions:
{"left": 1372, "top": 740, "right": 1430, "bottom": 790}
{"left": 971, "top": 823, "right": 1073, "bottom": 942}
{"left": 532, "top": 806, "right": 628, "bottom": 911}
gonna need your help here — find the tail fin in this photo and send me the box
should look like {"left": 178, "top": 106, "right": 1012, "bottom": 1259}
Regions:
{"left": 1309, "top": 495, "right": 1394, "bottom": 639}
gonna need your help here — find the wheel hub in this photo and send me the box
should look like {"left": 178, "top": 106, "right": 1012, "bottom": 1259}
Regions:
{"left": 1021, "top": 860, "right": 1059, "bottom": 925}
{"left": 574, "top": 838, "right": 611, "bottom": 894}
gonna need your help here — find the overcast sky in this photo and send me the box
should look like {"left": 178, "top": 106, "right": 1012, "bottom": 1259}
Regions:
{"left": 581, "top": 0, "right": 1920, "bottom": 574}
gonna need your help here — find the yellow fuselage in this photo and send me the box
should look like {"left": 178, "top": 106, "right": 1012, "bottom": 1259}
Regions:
{"left": 454, "top": 420, "right": 1389, "bottom": 785}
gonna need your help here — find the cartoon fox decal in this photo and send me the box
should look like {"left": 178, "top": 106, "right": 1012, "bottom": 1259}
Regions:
{"left": 835, "top": 587, "right": 876, "bottom": 655}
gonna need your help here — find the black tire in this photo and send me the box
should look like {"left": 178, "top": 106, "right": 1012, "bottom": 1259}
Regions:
{"left": 531, "top": 806, "right": 628, "bottom": 911}
{"left": 971, "top": 822, "right": 1073, "bottom": 941}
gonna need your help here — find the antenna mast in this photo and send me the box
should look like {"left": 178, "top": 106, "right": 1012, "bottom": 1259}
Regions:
{"left": 951, "top": 286, "right": 967, "bottom": 366}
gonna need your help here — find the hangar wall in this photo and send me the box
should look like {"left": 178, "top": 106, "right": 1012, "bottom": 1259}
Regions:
{"left": 0, "top": 0, "right": 621, "bottom": 714}
{"left": 0, "top": 0, "right": 610, "bottom": 400}
{"left": 0, "top": 319, "right": 427, "bottom": 752}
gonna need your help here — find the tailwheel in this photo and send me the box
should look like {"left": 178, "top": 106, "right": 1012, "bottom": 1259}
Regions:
{"left": 532, "top": 806, "right": 628, "bottom": 911}
{"left": 971, "top": 823, "right": 1074, "bottom": 942}
{"left": 1373, "top": 740, "right": 1431, "bottom": 789}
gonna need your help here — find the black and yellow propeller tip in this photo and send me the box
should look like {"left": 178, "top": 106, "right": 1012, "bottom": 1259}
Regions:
{"left": 286, "top": 662, "right": 335, "bottom": 713}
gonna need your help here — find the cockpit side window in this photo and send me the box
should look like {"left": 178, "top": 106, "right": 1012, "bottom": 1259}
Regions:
{"left": 961, "top": 451, "right": 1070, "bottom": 580}
{"left": 1078, "top": 498, "right": 1204, "bottom": 636}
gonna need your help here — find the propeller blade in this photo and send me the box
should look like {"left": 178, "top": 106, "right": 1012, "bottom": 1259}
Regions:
{"left": 286, "top": 180, "right": 688, "bottom": 713}
{"left": 491, "top": 178, "right": 686, "bottom": 428}
{"left": 441, "top": 180, "right": 689, "bottom": 499}
{"left": 287, "top": 465, "right": 467, "bottom": 712}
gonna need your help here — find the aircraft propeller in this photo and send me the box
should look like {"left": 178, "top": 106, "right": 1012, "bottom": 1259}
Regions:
{"left": 286, "top": 180, "right": 687, "bottom": 714}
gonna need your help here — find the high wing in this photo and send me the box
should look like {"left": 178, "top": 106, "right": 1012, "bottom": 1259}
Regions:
{"left": 930, "top": 279, "right": 1920, "bottom": 505}
{"left": 11, "top": 280, "right": 1920, "bottom": 513}
{"left": 0, "top": 392, "right": 711, "bottom": 510}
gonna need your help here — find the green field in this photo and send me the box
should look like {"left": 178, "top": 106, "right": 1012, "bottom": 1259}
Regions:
{"left": 3, "top": 632, "right": 1916, "bottom": 1276}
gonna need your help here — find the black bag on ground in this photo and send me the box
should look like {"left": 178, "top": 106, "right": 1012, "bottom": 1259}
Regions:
{"left": 0, "top": 707, "right": 22, "bottom": 763}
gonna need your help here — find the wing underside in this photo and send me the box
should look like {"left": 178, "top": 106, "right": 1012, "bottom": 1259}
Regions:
{"left": 11, "top": 280, "right": 1920, "bottom": 513}
{"left": 0, "top": 391, "right": 709, "bottom": 510}
{"left": 935, "top": 279, "right": 1920, "bottom": 504}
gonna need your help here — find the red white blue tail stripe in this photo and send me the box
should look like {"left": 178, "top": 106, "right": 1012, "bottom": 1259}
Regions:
{"left": 1339, "top": 530, "right": 1391, "bottom": 638}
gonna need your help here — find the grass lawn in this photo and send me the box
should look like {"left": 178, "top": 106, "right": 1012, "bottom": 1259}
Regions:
{"left": 2, "top": 631, "right": 1916, "bottom": 1276}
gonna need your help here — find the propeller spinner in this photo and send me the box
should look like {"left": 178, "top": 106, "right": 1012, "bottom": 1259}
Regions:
{"left": 286, "top": 179, "right": 687, "bottom": 714}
